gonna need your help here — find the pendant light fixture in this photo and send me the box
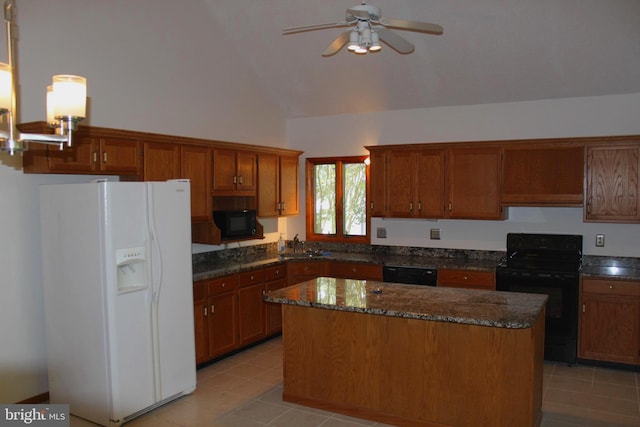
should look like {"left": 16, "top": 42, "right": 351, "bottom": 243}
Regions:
{"left": 0, "top": 0, "right": 87, "bottom": 156}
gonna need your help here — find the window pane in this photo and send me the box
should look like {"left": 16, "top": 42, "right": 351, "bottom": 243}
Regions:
{"left": 343, "top": 163, "right": 366, "bottom": 236}
{"left": 314, "top": 164, "right": 336, "bottom": 234}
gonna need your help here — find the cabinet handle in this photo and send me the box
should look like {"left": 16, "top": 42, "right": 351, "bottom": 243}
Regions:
{"left": 93, "top": 151, "right": 98, "bottom": 163}
{"left": 464, "top": 276, "right": 468, "bottom": 280}
{"left": 211, "top": 304, "right": 215, "bottom": 314}
{"left": 238, "top": 175, "right": 243, "bottom": 185}
{"left": 204, "top": 307, "right": 208, "bottom": 317}
{"left": 409, "top": 202, "right": 413, "bottom": 212}
{"left": 418, "top": 201, "right": 422, "bottom": 212}
{"left": 609, "top": 285, "right": 613, "bottom": 289}
{"left": 582, "top": 303, "right": 585, "bottom": 313}
{"left": 233, "top": 176, "right": 237, "bottom": 184}
{"left": 370, "top": 202, "right": 374, "bottom": 211}
{"left": 103, "top": 152, "right": 107, "bottom": 163}
{"left": 281, "top": 201, "right": 285, "bottom": 211}
{"left": 221, "top": 282, "right": 226, "bottom": 288}
{"left": 448, "top": 202, "right": 452, "bottom": 212}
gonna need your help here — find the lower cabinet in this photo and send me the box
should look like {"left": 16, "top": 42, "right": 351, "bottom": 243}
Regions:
{"left": 437, "top": 269, "right": 496, "bottom": 290}
{"left": 238, "top": 269, "right": 266, "bottom": 346}
{"left": 265, "top": 264, "right": 288, "bottom": 336}
{"left": 288, "top": 261, "right": 325, "bottom": 285}
{"left": 579, "top": 277, "right": 640, "bottom": 365}
{"left": 328, "top": 261, "right": 383, "bottom": 281}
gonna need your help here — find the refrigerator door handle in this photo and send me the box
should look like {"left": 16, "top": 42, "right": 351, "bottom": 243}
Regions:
{"left": 147, "top": 185, "right": 164, "bottom": 402}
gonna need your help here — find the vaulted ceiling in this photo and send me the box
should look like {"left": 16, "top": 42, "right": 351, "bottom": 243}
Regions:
{"left": 203, "top": 0, "right": 640, "bottom": 119}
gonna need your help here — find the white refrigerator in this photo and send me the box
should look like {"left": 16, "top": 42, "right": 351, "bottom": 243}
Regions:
{"left": 39, "top": 180, "right": 197, "bottom": 427}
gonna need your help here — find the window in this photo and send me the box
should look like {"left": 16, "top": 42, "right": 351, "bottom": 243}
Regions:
{"left": 305, "top": 156, "right": 369, "bottom": 243}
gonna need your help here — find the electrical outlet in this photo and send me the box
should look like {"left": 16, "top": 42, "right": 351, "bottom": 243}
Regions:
{"left": 595, "top": 234, "right": 605, "bottom": 247}
{"left": 376, "top": 227, "right": 387, "bottom": 238}
{"left": 430, "top": 228, "right": 441, "bottom": 240}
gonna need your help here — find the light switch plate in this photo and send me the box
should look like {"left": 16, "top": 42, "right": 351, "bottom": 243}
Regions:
{"left": 595, "top": 234, "right": 605, "bottom": 247}
{"left": 377, "top": 227, "right": 387, "bottom": 238}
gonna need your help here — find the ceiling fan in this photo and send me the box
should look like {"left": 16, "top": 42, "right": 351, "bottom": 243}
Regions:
{"left": 282, "top": 1, "right": 443, "bottom": 56}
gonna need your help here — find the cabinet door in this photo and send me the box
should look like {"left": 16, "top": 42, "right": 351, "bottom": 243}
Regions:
{"left": 579, "top": 279, "right": 640, "bottom": 365}
{"left": 47, "top": 134, "right": 97, "bottom": 173}
{"left": 212, "top": 148, "right": 238, "bottom": 192}
{"left": 193, "top": 282, "right": 209, "bottom": 365}
{"left": 502, "top": 145, "right": 584, "bottom": 205}
{"left": 238, "top": 282, "right": 266, "bottom": 345}
{"left": 386, "top": 149, "right": 416, "bottom": 217}
{"left": 288, "top": 261, "right": 325, "bottom": 285}
{"left": 181, "top": 145, "right": 211, "bottom": 222}
{"left": 236, "top": 151, "right": 257, "bottom": 194}
{"left": 415, "top": 149, "right": 445, "bottom": 218}
{"left": 585, "top": 144, "right": 640, "bottom": 222}
{"left": 143, "top": 141, "right": 180, "bottom": 181}
{"left": 257, "top": 153, "right": 280, "bottom": 217}
{"left": 327, "top": 261, "right": 383, "bottom": 281}
{"left": 99, "top": 138, "right": 141, "bottom": 175}
{"left": 208, "top": 291, "right": 238, "bottom": 358}
{"left": 368, "top": 150, "right": 386, "bottom": 217}
{"left": 279, "top": 155, "right": 299, "bottom": 216}
{"left": 447, "top": 147, "right": 503, "bottom": 219}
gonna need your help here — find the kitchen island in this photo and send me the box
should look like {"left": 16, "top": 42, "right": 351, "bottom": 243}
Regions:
{"left": 264, "top": 277, "right": 547, "bottom": 427}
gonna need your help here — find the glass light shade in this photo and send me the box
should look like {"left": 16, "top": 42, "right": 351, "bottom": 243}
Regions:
{"left": 0, "top": 62, "right": 12, "bottom": 111}
{"left": 52, "top": 74, "right": 86, "bottom": 118}
{"left": 369, "top": 32, "right": 381, "bottom": 52}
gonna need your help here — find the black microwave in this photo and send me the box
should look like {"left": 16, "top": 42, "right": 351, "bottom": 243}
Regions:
{"left": 212, "top": 210, "right": 257, "bottom": 239}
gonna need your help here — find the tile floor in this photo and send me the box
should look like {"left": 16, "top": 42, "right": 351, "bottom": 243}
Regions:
{"left": 70, "top": 336, "right": 640, "bottom": 427}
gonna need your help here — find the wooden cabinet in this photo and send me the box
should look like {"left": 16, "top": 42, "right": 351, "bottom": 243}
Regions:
{"left": 386, "top": 148, "right": 445, "bottom": 218}
{"left": 585, "top": 143, "right": 640, "bottom": 223}
{"left": 45, "top": 134, "right": 142, "bottom": 176}
{"left": 579, "top": 278, "right": 640, "bottom": 365}
{"left": 212, "top": 148, "right": 257, "bottom": 195}
{"left": 288, "top": 261, "right": 325, "bottom": 285}
{"left": 143, "top": 141, "right": 181, "bottom": 181}
{"left": 238, "top": 269, "right": 266, "bottom": 346}
{"left": 368, "top": 149, "right": 386, "bottom": 216}
{"left": 502, "top": 144, "right": 584, "bottom": 206}
{"left": 327, "top": 261, "right": 383, "bottom": 281}
{"left": 258, "top": 153, "right": 300, "bottom": 217}
{"left": 447, "top": 147, "right": 503, "bottom": 219}
{"left": 265, "top": 263, "right": 288, "bottom": 335}
{"left": 193, "top": 275, "right": 239, "bottom": 364}
{"left": 437, "top": 269, "right": 495, "bottom": 290}
{"left": 180, "top": 145, "right": 211, "bottom": 221}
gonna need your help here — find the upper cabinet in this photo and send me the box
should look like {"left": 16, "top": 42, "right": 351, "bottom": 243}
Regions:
{"left": 447, "top": 147, "right": 503, "bottom": 220}
{"left": 502, "top": 143, "right": 584, "bottom": 206}
{"left": 585, "top": 142, "right": 640, "bottom": 223}
{"left": 212, "top": 148, "right": 256, "bottom": 196}
{"left": 143, "top": 141, "right": 181, "bottom": 181}
{"left": 257, "top": 153, "right": 301, "bottom": 217}
{"left": 368, "top": 144, "right": 502, "bottom": 220}
{"left": 180, "top": 145, "right": 212, "bottom": 223}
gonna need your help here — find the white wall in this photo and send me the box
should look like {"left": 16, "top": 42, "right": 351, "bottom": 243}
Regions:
{"left": 0, "top": 0, "right": 286, "bottom": 403}
{"left": 286, "top": 93, "right": 640, "bottom": 258}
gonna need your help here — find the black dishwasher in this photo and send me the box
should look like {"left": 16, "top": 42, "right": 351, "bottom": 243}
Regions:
{"left": 382, "top": 265, "right": 437, "bottom": 286}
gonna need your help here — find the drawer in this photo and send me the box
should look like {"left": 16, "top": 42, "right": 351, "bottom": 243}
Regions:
{"left": 582, "top": 278, "right": 640, "bottom": 297}
{"left": 207, "top": 275, "right": 239, "bottom": 296}
{"left": 265, "top": 264, "right": 287, "bottom": 282}
{"left": 328, "top": 261, "right": 383, "bottom": 281}
{"left": 239, "top": 268, "right": 265, "bottom": 287}
{"left": 288, "top": 261, "right": 324, "bottom": 276}
{"left": 437, "top": 269, "right": 495, "bottom": 290}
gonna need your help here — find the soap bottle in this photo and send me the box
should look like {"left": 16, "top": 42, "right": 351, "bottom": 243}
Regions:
{"left": 278, "top": 233, "right": 285, "bottom": 253}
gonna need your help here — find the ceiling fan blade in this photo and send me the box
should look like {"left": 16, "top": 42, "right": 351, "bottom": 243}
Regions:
{"left": 376, "top": 27, "right": 415, "bottom": 54}
{"left": 322, "top": 30, "right": 351, "bottom": 57}
{"left": 283, "top": 21, "right": 348, "bottom": 35}
{"left": 379, "top": 18, "right": 443, "bottom": 35}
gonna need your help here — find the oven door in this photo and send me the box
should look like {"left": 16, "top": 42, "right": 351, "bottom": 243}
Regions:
{"left": 496, "top": 268, "right": 579, "bottom": 363}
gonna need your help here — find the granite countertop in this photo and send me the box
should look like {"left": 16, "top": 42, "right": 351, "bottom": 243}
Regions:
{"left": 264, "top": 276, "right": 548, "bottom": 329}
{"left": 580, "top": 265, "right": 640, "bottom": 281}
{"left": 192, "top": 251, "right": 499, "bottom": 282}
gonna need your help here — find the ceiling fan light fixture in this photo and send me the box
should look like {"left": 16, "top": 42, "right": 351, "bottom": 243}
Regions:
{"left": 369, "top": 31, "right": 381, "bottom": 52}
{"left": 347, "top": 30, "right": 359, "bottom": 51}
{"left": 354, "top": 45, "right": 368, "bottom": 54}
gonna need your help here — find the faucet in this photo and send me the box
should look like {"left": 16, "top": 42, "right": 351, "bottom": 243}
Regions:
{"left": 293, "top": 234, "right": 301, "bottom": 253}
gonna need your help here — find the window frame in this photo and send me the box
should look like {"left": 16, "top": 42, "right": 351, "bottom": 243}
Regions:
{"left": 305, "top": 155, "right": 370, "bottom": 244}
